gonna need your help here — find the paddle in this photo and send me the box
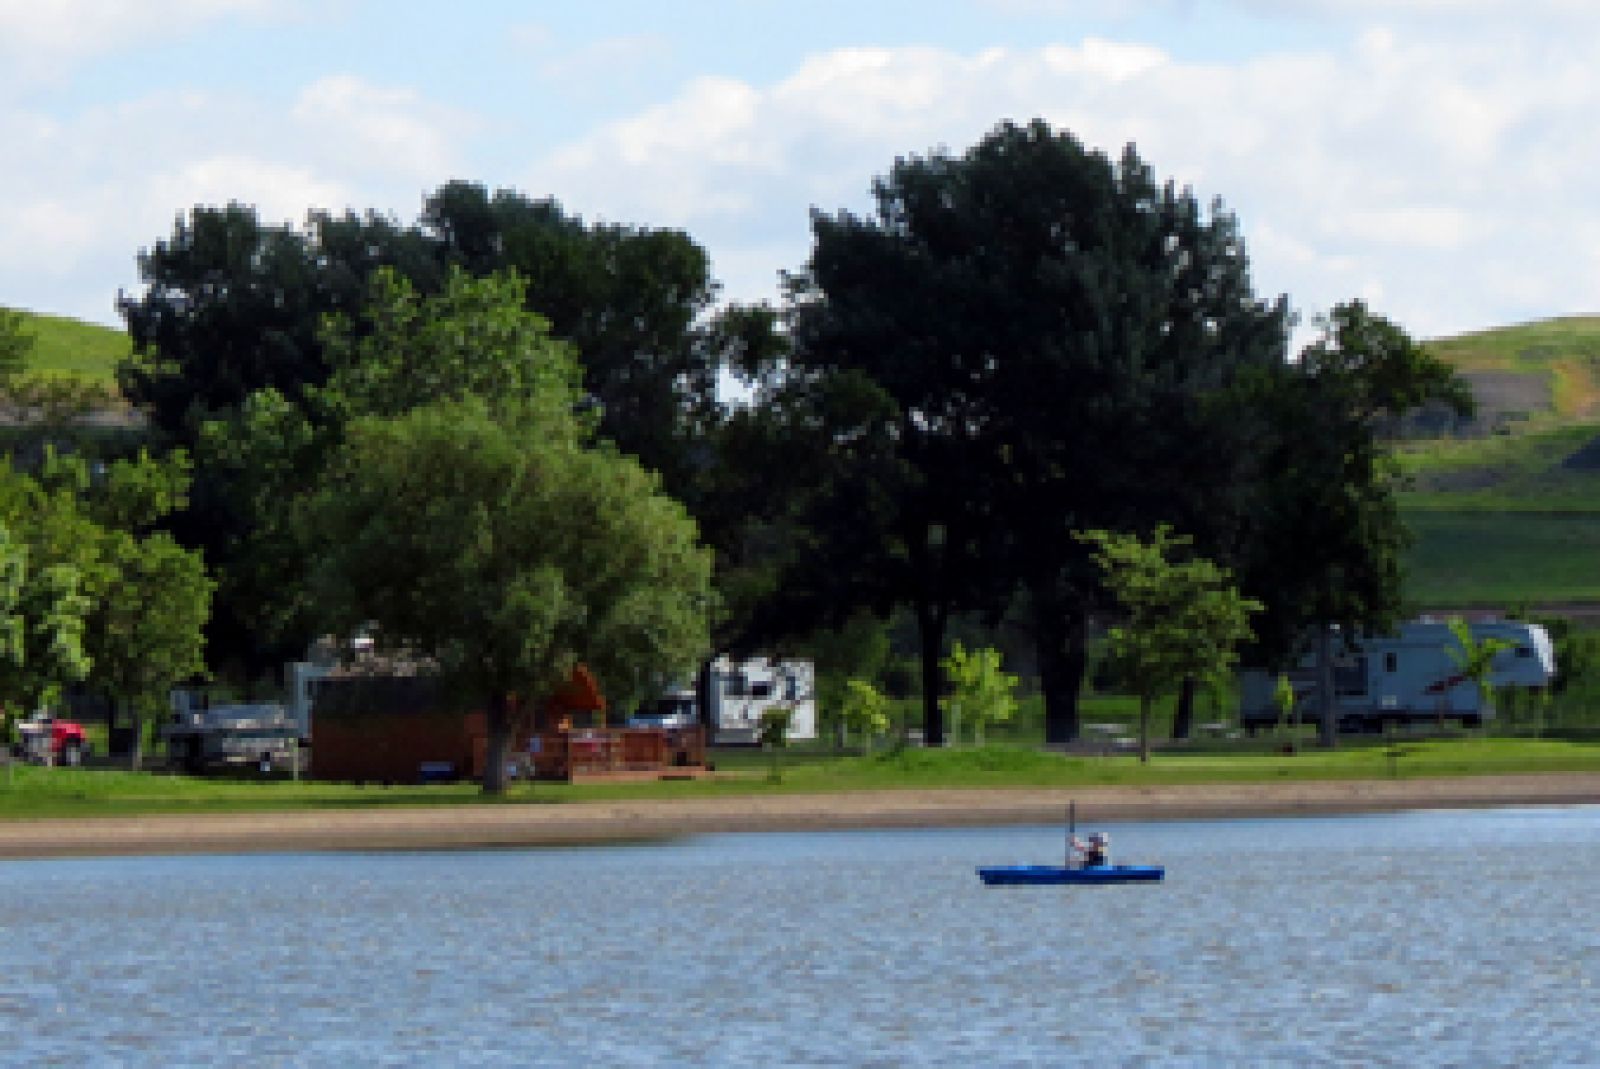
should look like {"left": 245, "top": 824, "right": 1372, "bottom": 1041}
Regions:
{"left": 1065, "top": 801, "right": 1076, "bottom": 868}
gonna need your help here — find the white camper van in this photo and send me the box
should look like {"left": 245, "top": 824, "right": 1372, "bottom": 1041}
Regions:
{"left": 1238, "top": 618, "right": 1555, "bottom": 733}
{"left": 632, "top": 657, "right": 817, "bottom": 744}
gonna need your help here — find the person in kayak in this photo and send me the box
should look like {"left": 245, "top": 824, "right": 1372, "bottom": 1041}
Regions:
{"left": 1071, "top": 831, "right": 1110, "bottom": 868}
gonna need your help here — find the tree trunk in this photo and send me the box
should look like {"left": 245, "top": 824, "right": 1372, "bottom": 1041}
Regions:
{"left": 915, "top": 599, "right": 946, "bottom": 747}
{"left": 483, "top": 690, "right": 511, "bottom": 795}
{"left": 1139, "top": 694, "right": 1152, "bottom": 764}
{"left": 1036, "top": 603, "right": 1087, "bottom": 746}
{"left": 1316, "top": 625, "right": 1338, "bottom": 748}
{"left": 696, "top": 658, "right": 715, "bottom": 742}
{"left": 1171, "top": 676, "right": 1197, "bottom": 740}
{"left": 129, "top": 706, "right": 143, "bottom": 772}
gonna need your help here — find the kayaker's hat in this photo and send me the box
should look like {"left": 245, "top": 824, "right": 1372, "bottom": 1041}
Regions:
{"left": 1090, "top": 832, "right": 1108, "bottom": 845}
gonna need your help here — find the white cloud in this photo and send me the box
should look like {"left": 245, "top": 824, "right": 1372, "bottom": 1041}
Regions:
{"left": 530, "top": 27, "right": 1600, "bottom": 341}
{"left": 3, "top": 7, "right": 1597, "bottom": 346}
{"left": 0, "top": 80, "right": 431, "bottom": 325}
{"left": 292, "top": 75, "right": 474, "bottom": 183}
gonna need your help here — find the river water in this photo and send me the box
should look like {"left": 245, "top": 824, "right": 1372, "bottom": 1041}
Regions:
{"left": 2, "top": 806, "right": 1597, "bottom": 1067}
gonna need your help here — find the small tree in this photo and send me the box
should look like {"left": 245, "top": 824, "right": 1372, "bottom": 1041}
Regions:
{"left": 1081, "top": 526, "right": 1259, "bottom": 763}
{"left": 1447, "top": 617, "right": 1514, "bottom": 729}
{"left": 1273, "top": 673, "right": 1297, "bottom": 735}
{"left": 88, "top": 531, "right": 213, "bottom": 769}
{"left": 839, "top": 678, "right": 892, "bottom": 751}
{"left": 939, "top": 642, "right": 1018, "bottom": 746}
{"left": 758, "top": 705, "right": 793, "bottom": 782}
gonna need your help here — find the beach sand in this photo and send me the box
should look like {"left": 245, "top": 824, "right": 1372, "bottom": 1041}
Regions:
{"left": 2, "top": 773, "right": 1598, "bottom": 859}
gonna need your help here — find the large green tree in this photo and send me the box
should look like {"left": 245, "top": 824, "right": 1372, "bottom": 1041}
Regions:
{"left": 201, "top": 266, "right": 586, "bottom": 653}
{"left": 119, "top": 192, "right": 770, "bottom": 678}
{"left": 298, "top": 398, "right": 713, "bottom": 794}
{"left": 118, "top": 205, "right": 365, "bottom": 673}
{"left": 785, "top": 120, "right": 1286, "bottom": 744}
{"left": 419, "top": 181, "right": 739, "bottom": 497}
{"left": 1231, "top": 301, "right": 1470, "bottom": 746}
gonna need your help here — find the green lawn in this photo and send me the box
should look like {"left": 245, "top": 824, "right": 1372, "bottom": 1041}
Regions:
{"left": 1401, "top": 508, "right": 1600, "bottom": 606}
{"left": 3, "top": 736, "right": 1599, "bottom": 819}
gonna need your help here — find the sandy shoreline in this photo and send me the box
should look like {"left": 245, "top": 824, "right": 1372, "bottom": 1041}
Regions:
{"left": 2, "top": 773, "right": 1598, "bottom": 859}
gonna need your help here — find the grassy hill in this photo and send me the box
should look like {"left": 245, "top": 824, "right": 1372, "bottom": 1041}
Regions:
{"left": 1425, "top": 316, "right": 1600, "bottom": 424}
{"left": 4, "top": 306, "right": 127, "bottom": 385}
{"left": 1399, "top": 317, "right": 1600, "bottom": 609}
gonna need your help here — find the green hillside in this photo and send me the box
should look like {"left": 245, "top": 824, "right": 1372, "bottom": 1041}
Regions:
{"left": 4, "top": 306, "right": 127, "bottom": 384}
{"left": 1400, "top": 317, "right": 1600, "bottom": 609}
{"left": 1425, "top": 316, "right": 1600, "bottom": 423}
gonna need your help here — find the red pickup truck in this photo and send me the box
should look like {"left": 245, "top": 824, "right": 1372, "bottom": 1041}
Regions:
{"left": 12, "top": 714, "right": 90, "bottom": 765}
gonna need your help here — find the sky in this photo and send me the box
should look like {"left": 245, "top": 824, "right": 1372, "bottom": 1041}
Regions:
{"left": 3, "top": 0, "right": 1598, "bottom": 348}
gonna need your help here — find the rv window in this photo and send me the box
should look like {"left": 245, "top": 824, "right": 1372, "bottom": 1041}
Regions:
{"left": 1334, "top": 657, "right": 1367, "bottom": 697}
{"left": 750, "top": 681, "right": 774, "bottom": 699}
{"left": 1384, "top": 652, "right": 1397, "bottom": 673}
{"left": 1516, "top": 646, "right": 1532, "bottom": 658}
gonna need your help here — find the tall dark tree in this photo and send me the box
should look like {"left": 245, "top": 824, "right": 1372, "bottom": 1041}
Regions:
{"left": 420, "top": 181, "right": 754, "bottom": 501}
{"left": 786, "top": 120, "right": 1287, "bottom": 744}
{"left": 119, "top": 205, "right": 334, "bottom": 441}
{"left": 782, "top": 181, "right": 1014, "bottom": 744}
{"left": 117, "top": 204, "right": 430, "bottom": 673}
{"left": 1232, "top": 300, "right": 1471, "bottom": 746}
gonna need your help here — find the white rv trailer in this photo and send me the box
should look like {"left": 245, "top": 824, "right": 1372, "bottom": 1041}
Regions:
{"left": 1237, "top": 618, "right": 1555, "bottom": 733}
{"left": 632, "top": 656, "right": 817, "bottom": 744}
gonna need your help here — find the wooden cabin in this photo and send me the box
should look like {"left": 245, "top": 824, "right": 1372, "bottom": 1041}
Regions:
{"left": 309, "top": 666, "right": 708, "bottom": 784}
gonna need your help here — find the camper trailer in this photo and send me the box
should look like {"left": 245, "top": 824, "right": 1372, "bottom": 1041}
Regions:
{"left": 632, "top": 657, "right": 817, "bottom": 744}
{"left": 1237, "top": 618, "right": 1555, "bottom": 733}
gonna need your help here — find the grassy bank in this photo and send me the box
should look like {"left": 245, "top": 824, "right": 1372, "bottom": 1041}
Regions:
{"left": 4, "top": 736, "right": 1600, "bottom": 820}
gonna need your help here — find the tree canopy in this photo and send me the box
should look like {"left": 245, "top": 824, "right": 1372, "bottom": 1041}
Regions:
{"left": 782, "top": 119, "right": 1286, "bottom": 744}
{"left": 117, "top": 190, "right": 768, "bottom": 676}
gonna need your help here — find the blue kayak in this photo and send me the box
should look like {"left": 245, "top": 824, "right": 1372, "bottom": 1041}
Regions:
{"left": 977, "top": 864, "right": 1165, "bottom": 886}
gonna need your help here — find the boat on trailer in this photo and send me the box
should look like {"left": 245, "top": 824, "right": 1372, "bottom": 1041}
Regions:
{"left": 976, "top": 864, "right": 1164, "bottom": 886}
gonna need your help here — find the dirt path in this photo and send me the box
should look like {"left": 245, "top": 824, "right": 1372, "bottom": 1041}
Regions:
{"left": 2, "top": 773, "right": 1598, "bottom": 859}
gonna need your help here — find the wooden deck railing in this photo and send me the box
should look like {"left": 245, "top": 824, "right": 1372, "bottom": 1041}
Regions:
{"left": 525, "top": 726, "right": 706, "bottom": 781}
